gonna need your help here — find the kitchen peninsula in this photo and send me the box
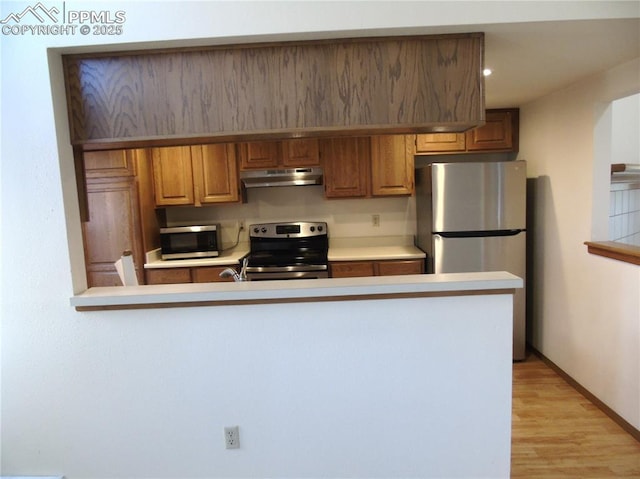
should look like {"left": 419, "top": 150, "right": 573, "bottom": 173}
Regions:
{"left": 70, "top": 272, "right": 520, "bottom": 477}
{"left": 71, "top": 270, "right": 520, "bottom": 310}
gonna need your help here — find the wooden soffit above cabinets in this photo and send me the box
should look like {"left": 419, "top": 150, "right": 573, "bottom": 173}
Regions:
{"left": 63, "top": 33, "right": 485, "bottom": 149}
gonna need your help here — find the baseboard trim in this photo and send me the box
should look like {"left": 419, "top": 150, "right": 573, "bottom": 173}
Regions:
{"left": 530, "top": 347, "right": 640, "bottom": 443}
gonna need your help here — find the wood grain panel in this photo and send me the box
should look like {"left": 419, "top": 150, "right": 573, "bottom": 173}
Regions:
{"left": 376, "top": 260, "right": 424, "bottom": 276}
{"left": 415, "top": 133, "right": 466, "bottom": 152}
{"left": 146, "top": 268, "right": 192, "bottom": 284}
{"left": 370, "top": 135, "right": 414, "bottom": 196}
{"left": 151, "top": 146, "right": 194, "bottom": 205}
{"left": 282, "top": 139, "right": 320, "bottom": 166}
{"left": 83, "top": 149, "right": 134, "bottom": 178}
{"left": 238, "top": 141, "right": 280, "bottom": 169}
{"left": 466, "top": 109, "right": 514, "bottom": 151}
{"left": 193, "top": 144, "right": 240, "bottom": 204}
{"left": 82, "top": 176, "right": 144, "bottom": 286}
{"left": 330, "top": 261, "right": 376, "bottom": 278}
{"left": 321, "top": 137, "right": 370, "bottom": 198}
{"left": 64, "top": 34, "right": 484, "bottom": 146}
{"left": 192, "top": 266, "right": 235, "bottom": 283}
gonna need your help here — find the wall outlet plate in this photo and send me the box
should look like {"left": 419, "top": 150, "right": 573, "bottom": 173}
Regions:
{"left": 224, "top": 425, "right": 240, "bottom": 449}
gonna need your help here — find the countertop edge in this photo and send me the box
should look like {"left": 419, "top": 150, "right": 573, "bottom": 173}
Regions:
{"left": 145, "top": 244, "right": 425, "bottom": 269}
{"left": 71, "top": 272, "right": 523, "bottom": 310}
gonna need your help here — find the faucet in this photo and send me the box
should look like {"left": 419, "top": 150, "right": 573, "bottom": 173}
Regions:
{"left": 219, "top": 257, "right": 248, "bottom": 282}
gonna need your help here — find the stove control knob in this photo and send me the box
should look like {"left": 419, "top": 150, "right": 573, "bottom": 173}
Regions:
{"left": 310, "top": 226, "right": 315, "bottom": 232}
{"left": 253, "top": 227, "right": 260, "bottom": 234}
{"left": 261, "top": 227, "right": 267, "bottom": 233}
{"left": 318, "top": 225, "right": 323, "bottom": 232}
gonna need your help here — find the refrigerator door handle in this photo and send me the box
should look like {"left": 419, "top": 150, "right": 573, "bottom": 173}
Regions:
{"left": 438, "top": 229, "right": 525, "bottom": 238}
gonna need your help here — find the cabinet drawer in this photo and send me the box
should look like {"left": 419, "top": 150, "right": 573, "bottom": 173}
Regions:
{"left": 330, "top": 259, "right": 424, "bottom": 278}
{"left": 192, "top": 266, "right": 235, "bottom": 283}
{"left": 330, "top": 261, "right": 375, "bottom": 278}
{"left": 376, "top": 260, "right": 424, "bottom": 276}
{"left": 146, "top": 268, "right": 192, "bottom": 284}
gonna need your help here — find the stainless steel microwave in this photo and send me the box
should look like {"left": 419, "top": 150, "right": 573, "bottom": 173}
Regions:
{"left": 160, "top": 224, "right": 221, "bottom": 260}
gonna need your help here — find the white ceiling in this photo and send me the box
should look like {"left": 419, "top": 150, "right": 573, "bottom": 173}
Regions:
{"left": 478, "top": 18, "right": 640, "bottom": 108}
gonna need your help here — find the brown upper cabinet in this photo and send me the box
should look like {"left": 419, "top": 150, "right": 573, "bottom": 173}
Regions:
{"left": 370, "top": 135, "right": 415, "bottom": 196}
{"left": 321, "top": 136, "right": 414, "bottom": 199}
{"left": 321, "top": 137, "right": 371, "bottom": 198}
{"left": 238, "top": 139, "right": 320, "bottom": 170}
{"left": 84, "top": 149, "right": 136, "bottom": 178}
{"left": 415, "top": 109, "right": 519, "bottom": 154}
{"left": 63, "top": 34, "right": 484, "bottom": 147}
{"left": 152, "top": 144, "right": 240, "bottom": 206}
{"left": 415, "top": 133, "right": 467, "bottom": 153}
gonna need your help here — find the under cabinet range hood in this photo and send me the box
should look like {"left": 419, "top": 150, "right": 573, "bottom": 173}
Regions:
{"left": 240, "top": 167, "right": 323, "bottom": 188}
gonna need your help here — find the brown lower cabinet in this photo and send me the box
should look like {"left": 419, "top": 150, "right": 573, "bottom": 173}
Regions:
{"left": 146, "top": 266, "right": 236, "bottom": 284}
{"left": 330, "top": 259, "right": 424, "bottom": 278}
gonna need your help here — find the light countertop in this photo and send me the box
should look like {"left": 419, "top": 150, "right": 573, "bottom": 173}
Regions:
{"left": 328, "top": 245, "right": 425, "bottom": 261}
{"left": 328, "top": 236, "right": 426, "bottom": 261}
{"left": 71, "top": 271, "right": 522, "bottom": 310}
{"left": 144, "top": 244, "right": 250, "bottom": 269}
{"left": 144, "top": 236, "right": 426, "bottom": 269}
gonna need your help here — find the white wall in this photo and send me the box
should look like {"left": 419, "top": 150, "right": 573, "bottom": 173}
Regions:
{"left": 522, "top": 58, "right": 640, "bottom": 428}
{"left": 2, "top": 1, "right": 639, "bottom": 477}
{"left": 612, "top": 93, "right": 640, "bottom": 164}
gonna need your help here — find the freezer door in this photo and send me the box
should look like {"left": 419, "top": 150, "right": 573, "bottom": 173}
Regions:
{"left": 433, "top": 232, "right": 526, "bottom": 360}
{"left": 431, "top": 160, "right": 526, "bottom": 232}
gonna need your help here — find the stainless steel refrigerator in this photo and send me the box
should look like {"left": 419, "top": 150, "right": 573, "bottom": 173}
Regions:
{"left": 415, "top": 160, "right": 527, "bottom": 360}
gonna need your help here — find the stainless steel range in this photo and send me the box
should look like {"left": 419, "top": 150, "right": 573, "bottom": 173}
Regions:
{"left": 245, "top": 221, "right": 329, "bottom": 280}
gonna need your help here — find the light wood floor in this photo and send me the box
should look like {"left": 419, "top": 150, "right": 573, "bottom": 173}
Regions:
{"left": 511, "top": 353, "right": 640, "bottom": 478}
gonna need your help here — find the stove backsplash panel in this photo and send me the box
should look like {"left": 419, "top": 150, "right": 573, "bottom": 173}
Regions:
{"left": 164, "top": 185, "right": 416, "bottom": 247}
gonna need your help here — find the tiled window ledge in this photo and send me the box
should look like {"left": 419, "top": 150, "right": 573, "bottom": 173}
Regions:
{"left": 585, "top": 241, "right": 640, "bottom": 265}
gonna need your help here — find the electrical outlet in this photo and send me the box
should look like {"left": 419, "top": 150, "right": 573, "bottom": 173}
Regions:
{"left": 224, "top": 426, "right": 240, "bottom": 449}
{"left": 372, "top": 214, "right": 380, "bottom": 227}
{"left": 239, "top": 220, "right": 245, "bottom": 231}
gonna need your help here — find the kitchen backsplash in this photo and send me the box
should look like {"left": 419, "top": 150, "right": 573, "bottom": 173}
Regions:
{"left": 609, "top": 184, "right": 640, "bottom": 246}
{"left": 165, "top": 185, "right": 417, "bottom": 249}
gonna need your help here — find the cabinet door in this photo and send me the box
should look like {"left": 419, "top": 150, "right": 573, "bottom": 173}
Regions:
{"left": 415, "top": 133, "right": 466, "bottom": 153}
{"left": 152, "top": 146, "right": 195, "bottom": 206}
{"left": 370, "top": 135, "right": 414, "bottom": 196}
{"left": 466, "top": 110, "right": 516, "bottom": 151}
{"left": 282, "top": 139, "right": 320, "bottom": 167}
{"left": 238, "top": 141, "right": 280, "bottom": 169}
{"left": 321, "top": 137, "right": 370, "bottom": 198}
{"left": 146, "top": 268, "right": 192, "bottom": 284}
{"left": 330, "top": 261, "right": 375, "bottom": 278}
{"left": 376, "top": 260, "right": 424, "bottom": 276}
{"left": 84, "top": 149, "right": 135, "bottom": 178}
{"left": 83, "top": 177, "right": 144, "bottom": 287}
{"left": 192, "top": 144, "right": 239, "bottom": 204}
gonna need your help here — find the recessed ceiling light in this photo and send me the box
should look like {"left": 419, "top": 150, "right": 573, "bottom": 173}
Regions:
{"left": 483, "top": 68, "right": 493, "bottom": 77}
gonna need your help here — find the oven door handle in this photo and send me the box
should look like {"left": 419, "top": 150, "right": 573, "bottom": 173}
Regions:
{"left": 245, "top": 264, "right": 328, "bottom": 273}
{"left": 246, "top": 271, "right": 329, "bottom": 281}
